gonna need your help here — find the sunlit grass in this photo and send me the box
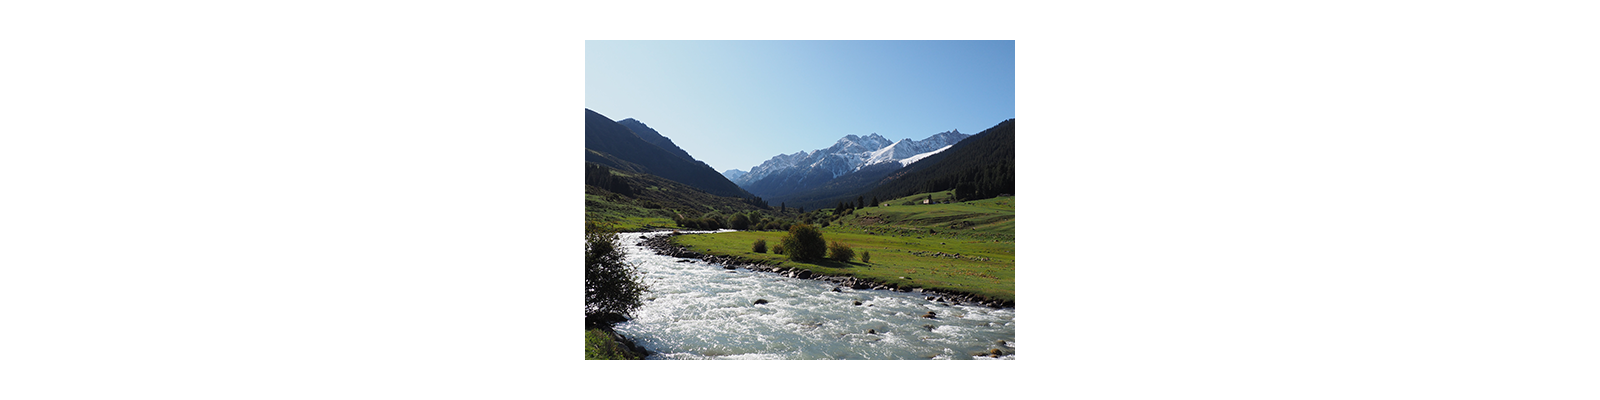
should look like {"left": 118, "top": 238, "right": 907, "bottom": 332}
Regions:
{"left": 670, "top": 194, "right": 1014, "bottom": 302}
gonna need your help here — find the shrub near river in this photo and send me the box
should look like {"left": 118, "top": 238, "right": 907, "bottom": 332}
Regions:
{"left": 779, "top": 223, "right": 827, "bottom": 262}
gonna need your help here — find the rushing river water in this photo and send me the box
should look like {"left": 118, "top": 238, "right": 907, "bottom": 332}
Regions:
{"left": 611, "top": 231, "right": 1015, "bottom": 360}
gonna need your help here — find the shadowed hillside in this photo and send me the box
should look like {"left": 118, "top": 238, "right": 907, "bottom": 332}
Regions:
{"left": 585, "top": 109, "right": 750, "bottom": 198}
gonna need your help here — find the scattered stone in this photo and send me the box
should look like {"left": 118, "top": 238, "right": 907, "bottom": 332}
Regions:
{"left": 853, "top": 300, "right": 862, "bottom": 306}
{"left": 867, "top": 329, "right": 877, "bottom": 335}
{"left": 922, "top": 311, "right": 937, "bottom": 319}
{"left": 922, "top": 324, "right": 935, "bottom": 331}
{"left": 753, "top": 299, "right": 768, "bottom": 305}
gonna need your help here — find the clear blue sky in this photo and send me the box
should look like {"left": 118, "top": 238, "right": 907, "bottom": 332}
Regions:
{"left": 586, "top": 40, "right": 1014, "bottom": 173}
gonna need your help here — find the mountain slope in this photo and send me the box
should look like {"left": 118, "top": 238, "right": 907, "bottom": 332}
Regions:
{"left": 765, "top": 161, "right": 905, "bottom": 209}
{"left": 584, "top": 109, "right": 750, "bottom": 198}
{"left": 616, "top": 118, "right": 703, "bottom": 166}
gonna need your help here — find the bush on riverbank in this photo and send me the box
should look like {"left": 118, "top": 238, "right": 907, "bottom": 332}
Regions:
{"left": 752, "top": 239, "right": 767, "bottom": 253}
{"left": 780, "top": 223, "right": 826, "bottom": 261}
{"left": 828, "top": 240, "right": 854, "bottom": 262}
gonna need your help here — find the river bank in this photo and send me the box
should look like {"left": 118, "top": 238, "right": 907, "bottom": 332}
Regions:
{"left": 584, "top": 326, "right": 650, "bottom": 360}
{"left": 639, "top": 232, "right": 1015, "bottom": 309}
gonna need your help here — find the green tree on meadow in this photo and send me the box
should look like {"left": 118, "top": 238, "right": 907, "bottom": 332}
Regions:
{"left": 780, "top": 223, "right": 827, "bottom": 261}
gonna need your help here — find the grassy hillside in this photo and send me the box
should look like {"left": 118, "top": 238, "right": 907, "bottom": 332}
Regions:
{"left": 585, "top": 190, "right": 676, "bottom": 232}
{"left": 858, "top": 191, "right": 1015, "bottom": 239}
{"left": 669, "top": 192, "right": 1015, "bottom": 303}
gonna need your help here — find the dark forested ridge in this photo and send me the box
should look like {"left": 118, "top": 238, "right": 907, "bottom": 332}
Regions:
{"left": 585, "top": 109, "right": 750, "bottom": 198}
{"left": 863, "top": 118, "right": 1014, "bottom": 204}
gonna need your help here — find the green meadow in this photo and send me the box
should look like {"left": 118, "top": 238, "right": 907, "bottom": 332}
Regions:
{"left": 670, "top": 192, "right": 1015, "bottom": 303}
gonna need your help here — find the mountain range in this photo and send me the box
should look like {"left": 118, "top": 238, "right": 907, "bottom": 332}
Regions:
{"left": 584, "top": 106, "right": 1012, "bottom": 216}
{"left": 727, "top": 130, "right": 970, "bottom": 200}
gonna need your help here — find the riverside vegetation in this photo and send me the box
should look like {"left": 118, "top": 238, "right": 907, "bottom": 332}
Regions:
{"left": 668, "top": 190, "right": 1014, "bottom": 305}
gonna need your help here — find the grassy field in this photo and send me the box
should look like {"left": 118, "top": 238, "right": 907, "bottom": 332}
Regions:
{"left": 670, "top": 193, "right": 1015, "bottom": 303}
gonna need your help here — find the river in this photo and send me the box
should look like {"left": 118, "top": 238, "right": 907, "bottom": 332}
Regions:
{"left": 610, "top": 231, "right": 1016, "bottom": 360}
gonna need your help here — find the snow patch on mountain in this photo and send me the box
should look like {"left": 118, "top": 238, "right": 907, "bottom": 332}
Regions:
{"left": 899, "top": 144, "right": 953, "bottom": 167}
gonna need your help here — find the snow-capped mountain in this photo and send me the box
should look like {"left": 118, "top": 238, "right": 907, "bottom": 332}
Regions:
{"left": 734, "top": 130, "right": 969, "bottom": 199}
{"left": 737, "top": 150, "right": 812, "bottom": 185}
{"left": 721, "top": 169, "right": 747, "bottom": 182}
